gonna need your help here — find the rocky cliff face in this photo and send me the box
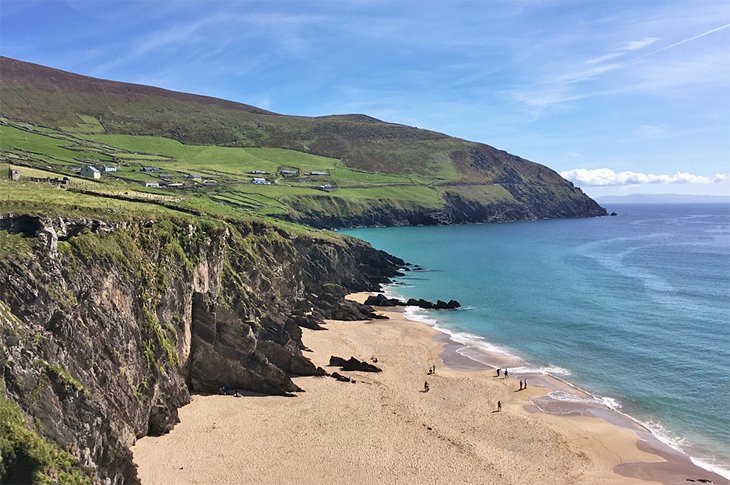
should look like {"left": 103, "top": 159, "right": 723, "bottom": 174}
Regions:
{"left": 0, "top": 214, "right": 402, "bottom": 484}
{"left": 282, "top": 187, "right": 606, "bottom": 229}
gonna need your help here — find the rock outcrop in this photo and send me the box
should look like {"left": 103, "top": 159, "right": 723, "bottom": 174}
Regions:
{"left": 364, "top": 294, "right": 461, "bottom": 310}
{"left": 329, "top": 356, "right": 382, "bottom": 373}
{"left": 0, "top": 214, "right": 403, "bottom": 483}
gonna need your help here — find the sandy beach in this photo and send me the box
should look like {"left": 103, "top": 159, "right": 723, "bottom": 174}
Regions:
{"left": 132, "top": 294, "right": 727, "bottom": 484}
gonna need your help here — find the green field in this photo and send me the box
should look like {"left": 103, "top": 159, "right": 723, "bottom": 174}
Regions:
{"left": 1, "top": 118, "right": 476, "bottom": 223}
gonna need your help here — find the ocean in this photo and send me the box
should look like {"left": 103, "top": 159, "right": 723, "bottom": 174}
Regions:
{"left": 341, "top": 203, "right": 730, "bottom": 477}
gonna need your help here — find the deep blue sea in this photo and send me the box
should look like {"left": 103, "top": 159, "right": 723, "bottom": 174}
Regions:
{"left": 342, "top": 203, "right": 730, "bottom": 477}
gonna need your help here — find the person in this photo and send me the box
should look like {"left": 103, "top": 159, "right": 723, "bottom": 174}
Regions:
{"left": 519, "top": 379, "right": 523, "bottom": 390}
{"left": 432, "top": 364, "right": 436, "bottom": 374}
{"left": 427, "top": 367, "right": 433, "bottom": 375}
{"left": 504, "top": 369, "right": 509, "bottom": 378}
{"left": 424, "top": 381, "right": 430, "bottom": 392}
{"left": 496, "top": 368, "right": 501, "bottom": 377}
{"left": 524, "top": 378, "right": 527, "bottom": 389}
{"left": 497, "top": 400, "right": 502, "bottom": 412}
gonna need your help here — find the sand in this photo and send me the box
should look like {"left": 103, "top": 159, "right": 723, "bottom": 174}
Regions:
{"left": 132, "top": 294, "right": 727, "bottom": 484}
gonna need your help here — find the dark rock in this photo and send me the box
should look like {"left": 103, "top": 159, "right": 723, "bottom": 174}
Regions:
{"left": 329, "top": 356, "right": 382, "bottom": 373}
{"left": 610, "top": 212, "right": 618, "bottom": 216}
{"left": 329, "top": 356, "right": 348, "bottom": 367}
{"left": 363, "top": 294, "right": 404, "bottom": 307}
{"left": 330, "top": 372, "right": 351, "bottom": 382}
{"left": 405, "top": 297, "right": 460, "bottom": 310}
{"left": 406, "top": 298, "right": 434, "bottom": 309}
{"left": 434, "top": 299, "right": 461, "bottom": 309}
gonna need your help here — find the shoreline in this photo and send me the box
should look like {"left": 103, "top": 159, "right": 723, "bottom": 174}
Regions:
{"left": 132, "top": 292, "right": 727, "bottom": 484}
{"left": 382, "top": 295, "right": 729, "bottom": 484}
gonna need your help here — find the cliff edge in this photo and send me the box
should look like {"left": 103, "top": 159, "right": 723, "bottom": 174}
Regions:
{"left": 0, "top": 214, "right": 402, "bottom": 483}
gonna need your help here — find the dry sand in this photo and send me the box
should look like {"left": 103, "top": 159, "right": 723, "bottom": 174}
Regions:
{"left": 132, "top": 294, "right": 726, "bottom": 484}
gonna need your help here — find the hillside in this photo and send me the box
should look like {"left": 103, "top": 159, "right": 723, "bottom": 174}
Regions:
{"left": 0, "top": 56, "right": 605, "bottom": 226}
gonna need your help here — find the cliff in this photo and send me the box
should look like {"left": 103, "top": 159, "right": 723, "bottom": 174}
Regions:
{"left": 0, "top": 213, "right": 403, "bottom": 483}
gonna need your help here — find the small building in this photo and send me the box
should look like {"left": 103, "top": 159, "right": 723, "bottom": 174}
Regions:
{"left": 8, "top": 168, "right": 20, "bottom": 181}
{"left": 144, "top": 181, "right": 159, "bottom": 188}
{"left": 81, "top": 165, "right": 101, "bottom": 179}
{"left": 306, "top": 171, "right": 327, "bottom": 176}
{"left": 316, "top": 184, "right": 338, "bottom": 192}
{"left": 279, "top": 169, "right": 298, "bottom": 176}
{"left": 162, "top": 183, "right": 184, "bottom": 188}
{"left": 248, "top": 170, "right": 269, "bottom": 175}
{"left": 186, "top": 173, "right": 202, "bottom": 180}
{"left": 251, "top": 177, "right": 271, "bottom": 185}
{"left": 103, "top": 166, "right": 118, "bottom": 172}
{"left": 140, "top": 166, "right": 160, "bottom": 173}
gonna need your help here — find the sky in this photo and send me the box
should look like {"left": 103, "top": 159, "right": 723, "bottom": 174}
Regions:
{"left": 1, "top": 0, "right": 729, "bottom": 197}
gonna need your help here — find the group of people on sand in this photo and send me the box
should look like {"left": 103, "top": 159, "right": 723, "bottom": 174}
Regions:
{"left": 423, "top": 364, "right": 436, "bottom": 392}
{"left": 495, "top": 368, "right": 509, "bottom": 378}
{"left": 218, "top": 385, "right": 241, "bottom": 398}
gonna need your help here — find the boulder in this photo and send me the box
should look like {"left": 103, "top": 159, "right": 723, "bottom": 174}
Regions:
{"left": 329, "top": 355, "right": 382, "bottom": 373}
{"left": 364, "top": 294, "right": 404, "bottom": 307}
{"left": 434, "top": 299, "right": 461, "bottom": 309}
{"left": 331, "top": 372, "right": 351, "bottom": 382}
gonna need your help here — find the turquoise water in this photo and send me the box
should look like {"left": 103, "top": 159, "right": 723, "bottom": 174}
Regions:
{"left": 342, "top": 203, "right": 730, "bottom": 476}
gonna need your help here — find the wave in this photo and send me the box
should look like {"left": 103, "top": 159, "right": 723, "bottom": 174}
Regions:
{"left": 690, "top": 457, "right": 730, "bottom": 480}
{"left": 384, "top": 284, "right": 730, "bottom": 478}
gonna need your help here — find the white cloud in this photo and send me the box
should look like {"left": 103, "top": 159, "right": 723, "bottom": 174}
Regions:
{"left": 622, "top": 37, "right": 658, "bottom": 51}
{"left": 560, "top": 168, "right": 728, "bottom": 186}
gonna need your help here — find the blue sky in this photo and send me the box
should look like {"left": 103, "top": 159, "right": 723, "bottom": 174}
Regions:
{"left": 2, "top": 0, "right": 729, "bottom": 197}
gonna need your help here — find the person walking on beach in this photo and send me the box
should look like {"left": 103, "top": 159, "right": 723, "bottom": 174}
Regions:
{"left": 519, "top": 380, "right": 523, "bottom": 391}
{"left": 504, "top": 369, "right": 508, "bottom": 378}
{"left": 424, "top": 381, "right": 430, "bottom": 392}
{"left": 496, "top": 368, "right": 501, "bottom": 377}
{"left": 524, "top": 378, "right": 527, "bottom": 389}
{"left": 497, "top": 400, "right": 502, "bottom": 412}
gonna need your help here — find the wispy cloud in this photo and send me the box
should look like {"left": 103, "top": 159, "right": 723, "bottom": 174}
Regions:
{"left": 90, "top": 13, "right": 232, "bottom": 75}
{"left": 622, "top": 37, "right": 659, "bottom": 51}
{"left": 561, "top": 168, "right": 728, "bottom": 187}
{"left": 89, "top": 11, "right": 328, "bottom": 76}
{"left": 644, "top": 22, "right": 730, "bottom": 57}
{"left": 587, "top": 37, "right": 658, "bottom": 64}
{"left": 510, "top": 20, "right": 729, "bottom": 116}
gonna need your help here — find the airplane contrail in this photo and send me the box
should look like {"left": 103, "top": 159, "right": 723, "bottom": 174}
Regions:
{"left": 645, "top": 22, "right": 730, "bottom": 56}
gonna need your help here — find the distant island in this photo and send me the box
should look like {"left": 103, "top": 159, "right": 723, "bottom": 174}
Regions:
{"left": 596, "top": 193, "right": 730, "bottom": 204}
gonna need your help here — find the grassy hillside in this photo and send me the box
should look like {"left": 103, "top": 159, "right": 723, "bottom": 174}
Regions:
{"left": 0, "top": 56, "right": 605, "bottom": 226}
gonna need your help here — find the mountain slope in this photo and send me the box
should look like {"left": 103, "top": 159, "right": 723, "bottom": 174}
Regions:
{"left": 0, "top": 56, "right": 606, "bottom": 225}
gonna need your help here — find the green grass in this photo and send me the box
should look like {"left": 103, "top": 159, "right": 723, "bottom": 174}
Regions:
{"left": 0, "top": 118, "right": 536, "bottom": 225}
{"left": 0, "top": 125, "right": 107, "bottom": 166}
{"left": 60, "top": 114, "right": 106, "bottom": 134}
{"left": 0, "top": 397, "right": 92, "bottom": 484}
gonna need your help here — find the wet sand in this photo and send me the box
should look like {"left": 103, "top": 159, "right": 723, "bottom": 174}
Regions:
{"left": 132, "top": 294, "right": 727, "bottom": 484}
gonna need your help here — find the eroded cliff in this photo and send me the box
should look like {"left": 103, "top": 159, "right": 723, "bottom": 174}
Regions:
{"left": 0, "top": 214, "right": 402, "bottom": 483}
